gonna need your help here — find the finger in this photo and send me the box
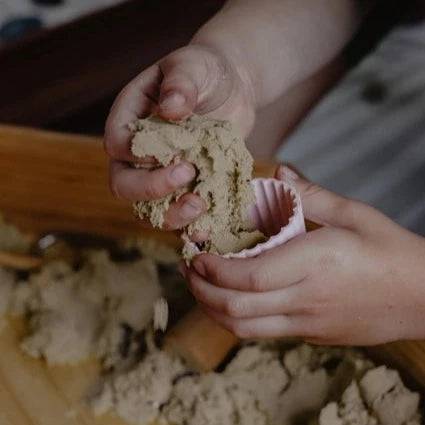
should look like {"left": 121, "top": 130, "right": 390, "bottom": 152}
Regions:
{"left": 201, "top": 305, "right": 302, "bottom": 339}
{"left": 189, "top": 230, "right": 210, "bottom": 243}
{"left": 276, "top": 165, "right": 362, "bottom": 229}
{"left": 134, "top": 195, "right": 206, "bottom": 230}
{"left": 105, "top": 65, "right": 161, "bottom": 161}
{"left": 274, "top": 164, "right": 304, "bottom": 181}
{"left": 192, "top": 239, "right": 312, "bottom": 292}
{"left": 110, "top": 160, "right": 196, "bottom": 201}
{"left": 162, "top": 193, "right": 207, "bottom": 230}
{"left": 186, "top": 269, "right": 306, "bottom": 318}
{"left": 157, "top": 46, "right": 232, "bottom": 121}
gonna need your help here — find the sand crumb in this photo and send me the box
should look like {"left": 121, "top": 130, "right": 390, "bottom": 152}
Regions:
{"left": 153, "top": 297, "right": 169, "bottom": 332}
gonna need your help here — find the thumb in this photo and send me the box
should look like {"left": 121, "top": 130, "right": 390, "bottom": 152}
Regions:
{"left": 157, "top": 46, "right": 232, "bottom": 121}
{"left": 276, "top": 165, "right": 357, "bottom": 229}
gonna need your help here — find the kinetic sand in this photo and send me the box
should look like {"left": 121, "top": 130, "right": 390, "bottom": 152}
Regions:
{"left": 0, "top": 221, "right": 422, "bottom": 425}
{"left": 130, "top": 116, "right": 265, "bottom": 259}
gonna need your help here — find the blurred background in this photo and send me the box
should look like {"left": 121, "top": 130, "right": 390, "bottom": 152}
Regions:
{"left": 0, "top": 0, "right": 418, "bottom": 135}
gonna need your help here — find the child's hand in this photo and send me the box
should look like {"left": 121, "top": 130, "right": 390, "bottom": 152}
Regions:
{"left": 183, "top": 166, "right": 425, "bottom": 345}
{"left": 105, "top": 44, "right": 255, "bottom": 231}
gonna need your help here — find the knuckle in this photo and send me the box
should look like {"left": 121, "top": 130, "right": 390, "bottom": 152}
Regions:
{"left": 335, "top": 198, "right": 365, "bottom": 229}
{"left": 304, "top": 301, "right": 324, "bottom": 317}
{"left": 160, "top": 48, "right": 184, "bottom": 68}
{"left": 210, "top": 267, "right": 226, "bottom": 287}
{"left": 318, "top": 250, "right": 339, "bottom": 271}
{"left": 104, "top": 137, "right": 118, "bottom": 158}
{"left": 109, "top": 176, "right": 122, "bottom": 199}
{"left": 164, "top": 209, "right": 185, "bottom": 231}
{"left": 142, "top": 181, "right": 162, "bottom": 200}
{"left": 230, "top": 322, "right": 250, "bottom": 339}
{"left": 320, "top": 234, "right": 357, "bottom": 272}
{"left": 224, "top": 297, "right": 246, "bottom": 318}
{"left": 303, "top": 182, "right": 323, "bottom": 199}
{"left": 248, "top": 269, "right": 267, "bottom": 292}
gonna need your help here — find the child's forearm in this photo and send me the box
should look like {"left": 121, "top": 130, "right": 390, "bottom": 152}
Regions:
{"left": 192, "top": 0, "right": 365, "bottom": 109}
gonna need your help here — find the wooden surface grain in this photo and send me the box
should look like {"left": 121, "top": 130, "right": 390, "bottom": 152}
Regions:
{"left": 0, "top": 124, "right": 180, "bottom": 245}
{"left": 0, "top": 124, "right": 274, "bottom": 241}
{"left": 0, "top": 319, "right": 126, "bottom": 425}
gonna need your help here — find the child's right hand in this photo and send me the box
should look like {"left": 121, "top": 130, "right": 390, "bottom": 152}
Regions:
{"left": 104, "top": 44, "right": 256, "bottom": 231}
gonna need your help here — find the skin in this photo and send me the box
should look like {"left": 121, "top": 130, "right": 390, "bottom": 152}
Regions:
{"left": 105, "top": 0, "right": 425, "bottom": 344}
{"left": 182, "top": 166, "right": 425, "bottom": 345}
{"left": 105, "top": 0, "right": 364, "bottom": 230}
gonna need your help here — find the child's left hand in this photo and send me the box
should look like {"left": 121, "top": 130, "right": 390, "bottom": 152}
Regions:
{"left": 182, "top": 165, "right": 425, "bottom": 345}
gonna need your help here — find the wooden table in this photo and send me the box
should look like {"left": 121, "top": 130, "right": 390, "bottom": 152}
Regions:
{"left": 0, "top": 124, "right": 424, "bottom": 424}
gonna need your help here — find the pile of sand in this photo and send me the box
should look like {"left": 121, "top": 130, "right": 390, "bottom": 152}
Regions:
{"left": 0, "top": 241, "right": 422, "bottom": 425}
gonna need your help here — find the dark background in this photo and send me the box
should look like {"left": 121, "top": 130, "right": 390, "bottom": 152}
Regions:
{"left": 0, "top": 0, "right": 420, "bottom": 136}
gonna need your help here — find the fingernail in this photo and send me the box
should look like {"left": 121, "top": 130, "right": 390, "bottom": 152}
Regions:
{"left": 181, "top": 199, "right": 203, "bottom": 219}
{"left": 160, "top": 91, "right": 186, "bottom": 110}
{"left": 170, "top": 163, "right": 195, "bottom": 185}
{"left": 277, "top": 165, "right": 299, "bottom": 182}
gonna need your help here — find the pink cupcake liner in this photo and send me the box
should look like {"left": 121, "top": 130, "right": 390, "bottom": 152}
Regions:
{"left": 184, "top": 177, "right": 306, "bottom": 259}
{"left": 225, "top": 178, "right": 305, "bottom": 258}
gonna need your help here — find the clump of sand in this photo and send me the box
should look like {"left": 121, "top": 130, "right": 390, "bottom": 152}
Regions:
{"left": 130, "top": 116, "right": 265, "bottom": 259}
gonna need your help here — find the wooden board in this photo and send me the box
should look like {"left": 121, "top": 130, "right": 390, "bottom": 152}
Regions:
{"left": 0, "top": 124, "right": 424, "bottom": 425}
{"left": 0, "top": 124, "right": 274, "bottom": 242}
{"left": 0, "top": 124, "right": 181, "bottom": 246}
{"left": 0, "top": 319, "right": 126, "bottom": 425}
